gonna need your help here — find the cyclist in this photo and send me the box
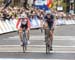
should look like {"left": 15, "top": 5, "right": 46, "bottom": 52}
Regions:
{"left": 43, "top": 10, "right": 55, "bottom": 51}
{"left": 16, "top": 13, "right": 31, "bottom": 46}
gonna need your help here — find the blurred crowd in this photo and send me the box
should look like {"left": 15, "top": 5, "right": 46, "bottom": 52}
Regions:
{"left": 0, "top": 6, "right": 46, "bottom": 21}
{"left": 0, "top": 6, "right": 75, "bottom": 21}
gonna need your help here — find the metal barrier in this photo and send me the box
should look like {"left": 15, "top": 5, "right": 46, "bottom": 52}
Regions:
{"left": 0, "top": 18, "right": 75, "bottom": 34}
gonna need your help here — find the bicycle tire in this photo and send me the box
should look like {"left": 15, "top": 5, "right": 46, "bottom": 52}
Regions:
{"left": 46, "top": 39, "right": 50, "bottom": 54}
{"left": 23, "top": 44, "right": 25, "bottom": 53}
{"left": 22, "top": 28, "right": 27, "bottom": 53}
{"left": 46, "top": 43, "right": 48, "bottom": 54}
{"left": 45, "top": 29, "right": 50, "bottom": 54}
{"left": 23, "top": 43, "right": 27, "bottom": 53}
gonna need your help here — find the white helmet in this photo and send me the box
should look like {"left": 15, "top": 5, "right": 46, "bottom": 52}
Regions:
{"left": 46, "top": 10, "right": 51, "bottom": 14}
{"left": 20, "top": 13, "right": 27, "bottom": 18}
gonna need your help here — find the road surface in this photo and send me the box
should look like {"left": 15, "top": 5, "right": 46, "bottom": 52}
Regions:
{"left": 0, "top": 25, "right": 75, "bottom": 60}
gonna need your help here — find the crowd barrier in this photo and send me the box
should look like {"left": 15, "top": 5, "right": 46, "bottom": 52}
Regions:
{"left": 0, "top": 18, "right": 41, "bottom": 34}
{"left": 0, "top": 19, "right": 17, "bottom": 34}
{"left": 0, "top": 19, "right": 75, "bottom": 34}
{"left": 56, "top": 19, "right": 75, "bottom": 25}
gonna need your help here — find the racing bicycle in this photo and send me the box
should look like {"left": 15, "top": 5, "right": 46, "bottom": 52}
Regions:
{"left": 21, "top": 27, "right": 28, "bottom": 53}
{"left": 45, "top": 28, "right": 52, "bottom": 54}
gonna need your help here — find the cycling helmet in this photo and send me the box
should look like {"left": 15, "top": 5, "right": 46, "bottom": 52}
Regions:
{"left": 20, "top": 13, "right": 27, "bottom": 18}
{"left": 45, "top": 10, "right": 51, "bottom": 14}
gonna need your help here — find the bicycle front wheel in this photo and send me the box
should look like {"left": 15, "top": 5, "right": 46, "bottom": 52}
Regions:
{"left": 46, "top": 43, "right": 50, "bottom": 54}
{"left": 23, "top": 43, "right": 27, "bottom": 53}
{"left": 22, "top": 29, "right": 28, "bottom": 53}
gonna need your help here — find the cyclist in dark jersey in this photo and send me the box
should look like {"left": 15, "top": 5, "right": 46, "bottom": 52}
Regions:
{"left": 44, "top": 10, "right": 55, "bottom": 50}
{"left": 45, "top": 14, "right": 54, "bottom": 30}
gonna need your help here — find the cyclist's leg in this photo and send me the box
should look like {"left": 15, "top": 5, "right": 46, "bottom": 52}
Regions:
{"left": 50, "top": 30, "right": 53, "bottom": 41}
{"left": 40, "top": 19, "right": 43, "bottom": 33}
{"left": 49, "top": 29, "right": 54, "bottom": 50}
{"left": 18, "top": 28, "right": 23, "bottom": 44}
{"left": 52, "top": 28, "right": 54, "bottom": 40}
{"left": 26, "top": 30, "right": 30, "bottom": 40}
{"left": 26, "top": 29, "right": 30, "bottom": 44}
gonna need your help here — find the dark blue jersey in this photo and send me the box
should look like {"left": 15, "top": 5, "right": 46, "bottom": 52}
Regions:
{"left": 45, "top": 14, "right": 54, "bottom": 23}
{"left": 45, "top": 14, "right": 54, "bottom": 29}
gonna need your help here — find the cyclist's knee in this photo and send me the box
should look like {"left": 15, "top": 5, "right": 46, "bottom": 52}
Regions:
{"left": 18, "top": 29, "right": 22, "bottom": 35}
{"left": 50, "top": 30, "right": 52, "bottom": 34}
{"left": 26, "top": 30, "right": 30, "bottom": 34}
{"left": 19, "top": 28, "right": 22, "bottom": 32}
{"left": 49, "top": 31, "right": 53, "bottom": 36}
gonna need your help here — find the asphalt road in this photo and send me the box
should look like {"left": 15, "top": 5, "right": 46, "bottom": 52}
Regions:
{"left": 0, "top": 25, "right": 75, "bottom": 60}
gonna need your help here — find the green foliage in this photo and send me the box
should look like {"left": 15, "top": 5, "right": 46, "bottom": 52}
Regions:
{"left": 62, "top": 3, "right": 67, "bottom": 12}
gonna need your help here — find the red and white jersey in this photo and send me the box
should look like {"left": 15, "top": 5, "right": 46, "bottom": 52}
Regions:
{"left": 16, "top": 18, "right": 31, "bottom": 30}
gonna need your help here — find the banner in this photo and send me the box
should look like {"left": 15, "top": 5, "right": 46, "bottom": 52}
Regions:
{"left": 35, "top": 0, "right": 47, "bottom": 5}
{"left": 1, "top": 18, "right": 75, "bottom": 34}
{"left": 47, "top": 0, "right": 53, "bottom": 8}
{"left": 34, "top": 0, "right": 53, "bottom": 10}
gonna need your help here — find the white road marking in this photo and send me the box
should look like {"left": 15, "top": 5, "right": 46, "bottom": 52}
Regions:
{"left": 0, "top": 45, "right": 75, "bottom": 53}
{"left": 26, "top": 51, "right": 75, "bottom": 53}
{"left": 0, "top": 50, "right": 75, "bottom": 53}
{"left": 3, "top": 36, "right": 75, "bottom": 41}
{"left": 0, "top": 45, "right": 75, "bottom": 48}
{"left": 1, "top": 35, "right": 75, "bottom": 53}
{"left": 0, "top": 59, "right": 69, "bottom": 60}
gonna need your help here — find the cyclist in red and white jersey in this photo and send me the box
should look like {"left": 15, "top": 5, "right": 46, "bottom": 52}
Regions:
{"left": 16, "top": 13, "right": 31, "bottom": 45}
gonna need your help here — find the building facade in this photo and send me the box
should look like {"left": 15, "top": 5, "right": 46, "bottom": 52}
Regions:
{"left": 12, "top": 0, "right": 34, "bottom": 6}
{"left": 0, "top": 0, "right": 34, "bottom": 7}
{"left": 53, "top": 0, "right": 75, "bottom": 14}
{"left": 63, "top": 0, "right": 75, "bottom": 14}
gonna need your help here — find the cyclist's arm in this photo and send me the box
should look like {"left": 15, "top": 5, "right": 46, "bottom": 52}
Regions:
{"left": 27, "top": 18, "right": 31, "bottom": 30}
{"left": 16, "top": 19, "right": 20, "bottom": 29}
{"left": 51, "top": 15, "right": 56, "bottom": 30}
{"left": 43, "top": 19, "right": 48, "bottom": 29}
{"left": 43, "top": 16, "right": 48, "bottom": 29}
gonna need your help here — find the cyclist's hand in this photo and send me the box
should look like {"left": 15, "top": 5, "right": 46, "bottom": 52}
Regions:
{"left": 51, "top": 27, "right": 54, "bottom": 30}
{"left": 43, "top": 23, "right": 48, "bottom": 29}
{"left": 27, "top": 28, "right": 30, "bottom": 31}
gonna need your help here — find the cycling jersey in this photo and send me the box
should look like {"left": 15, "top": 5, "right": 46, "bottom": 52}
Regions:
{"left": 16, "top": 18, "right": 31, "bottom": 30}
{"left": 45, "top": 14, "right": 54, "bottom": 30}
